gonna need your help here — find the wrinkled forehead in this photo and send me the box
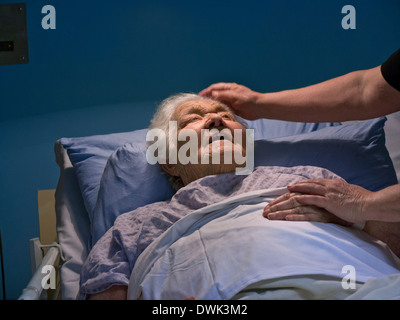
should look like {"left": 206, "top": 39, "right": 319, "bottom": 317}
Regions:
{"left": 173, "top": 99, "right": 232, "bottom": 119}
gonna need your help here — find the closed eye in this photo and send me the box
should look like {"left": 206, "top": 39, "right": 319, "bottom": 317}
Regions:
{"left": 180, "top": 115, "right": 201, "bottom": 127}
{"left": 190, "top": 116, "right": 201, "bottom": 122}
{"left": 220, "top": 112, "right": 235, "bottom": 121}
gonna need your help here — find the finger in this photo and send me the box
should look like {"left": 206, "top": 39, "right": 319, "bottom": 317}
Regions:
{"left": 280, "top": 205, "right": 331, "bottom": 222}
{"left": 265, "top": 192, "right": 291, "bottom": 208}
{"left": 286, "top": 209, "right": 352, "bottom": 226}
{"left": 287, "top": 182, "right": 327, "bottom": 196}
{"left": 266, "top": 205, "right": 320, "bottom": 220}
{"left": 294, "top": 194, "right": 330, "bottom": 210}
{"left": 285, "top": 213, "right": 325, "bottom": 222}
{"left": 265, "top": 193, "right": 299, "bottom": 212}
{"left": 263, "top": 194, "right": 302, "bottom": 217}
{"left": 289, "top": 179, "right": 331, "bottom": 187}
{"left": 199, "top": 83, "right": 235, "bottom": 96}
{"left": 290, "top": 194, "right": 352, "bottom": 225}
{"left": 265, "top": 208, "right": 299, "bottom": 220}
{"left": 210, "top": 89, "right": 239, "bottom": 101}
{"left": 265, "top": 191, "right": 302, "bottom": 209}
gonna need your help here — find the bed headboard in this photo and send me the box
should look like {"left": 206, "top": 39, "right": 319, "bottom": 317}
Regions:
{"left": 37, "top": 190, "right": 57, "bottom": 246}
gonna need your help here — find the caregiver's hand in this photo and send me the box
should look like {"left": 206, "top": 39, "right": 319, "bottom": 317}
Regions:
{"left": 199, "top": 83, "right": 262, "bottom": 120}
{"left": 263, "top": 179, "right": 373, "bottom": 225}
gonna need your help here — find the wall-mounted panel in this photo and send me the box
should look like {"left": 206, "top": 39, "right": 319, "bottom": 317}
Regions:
{"left": 0, "top": 3, "right": 29, "bottom": 65}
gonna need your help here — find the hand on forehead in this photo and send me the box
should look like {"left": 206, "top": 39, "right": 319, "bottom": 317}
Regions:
{"left": 175, "top": 99, "right": 231, "bottom": 118}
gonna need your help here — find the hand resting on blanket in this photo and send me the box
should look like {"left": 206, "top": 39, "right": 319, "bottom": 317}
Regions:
{"left": 264, "top": 179, "right": 400, "bottom": 257}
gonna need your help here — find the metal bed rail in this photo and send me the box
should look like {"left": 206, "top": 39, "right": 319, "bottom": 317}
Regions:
{"left": 18, "top": 238, "right": 63, "bottom": 300}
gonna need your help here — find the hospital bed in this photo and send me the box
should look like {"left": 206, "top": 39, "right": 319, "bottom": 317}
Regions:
{"left": 18, "top": 110, "right": 400, "bottom": 300}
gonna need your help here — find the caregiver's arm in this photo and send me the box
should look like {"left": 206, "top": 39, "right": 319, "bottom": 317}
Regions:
{"left": 365, "top": 184, "right": 400, "bottom": 222}
{"left": 200, "top": 66, "right": 400, "bottom": 122}
{"left": 264, "top": 179, "right": 400, "bottom": 223}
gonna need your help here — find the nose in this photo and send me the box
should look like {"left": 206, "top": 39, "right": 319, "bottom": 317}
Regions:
{"left": 206, "top": 114, "right": 224, "bottom": 129}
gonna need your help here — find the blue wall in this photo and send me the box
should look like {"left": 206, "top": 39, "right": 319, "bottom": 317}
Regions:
{"left": 0, "top": 0, "right": 399, "bottom": 299}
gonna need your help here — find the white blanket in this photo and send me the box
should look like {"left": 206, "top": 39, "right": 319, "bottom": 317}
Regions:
{"left": 128, "top": 187, "right": 400, "bottom": 300}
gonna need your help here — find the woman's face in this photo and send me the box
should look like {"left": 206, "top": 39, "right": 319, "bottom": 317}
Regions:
{"left": 161, "top": 99, "right": 247, "bottom": 186}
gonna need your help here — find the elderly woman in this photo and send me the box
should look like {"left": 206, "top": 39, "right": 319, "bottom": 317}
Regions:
{"left": 79, "top": 93, "right": 251, "bottom": 299}
{"left": 77, "top": 93, "right": 349, "bottom": 300}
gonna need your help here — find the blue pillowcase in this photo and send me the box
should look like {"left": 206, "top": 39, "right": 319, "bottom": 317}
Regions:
{"left": 254, "top": 117, "right": 397, "bottom": 192}
{"left": 60, "top": 129, "right": 148, "bottom": 220}
{"left": 91, "top": 143, "right": 175, "bottom": 245}
{"left": 245, "top": 118, "right": 340, "bottom": 140}
{"left": 61, "top": 117, "right": 397, "bottom": 247}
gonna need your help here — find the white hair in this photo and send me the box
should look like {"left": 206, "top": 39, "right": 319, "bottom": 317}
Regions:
{"left": 148, "top": 93, "right": 207, "bottom": 152}
{"left": 148, "top": 93, "right": 246, "bottom": 190}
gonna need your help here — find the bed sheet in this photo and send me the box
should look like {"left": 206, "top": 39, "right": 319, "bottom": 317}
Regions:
{"left": 128, "top": 187, "right": 400, "bottom": 300}
{"left": 79, "top": 165, "right": 341, "bottom": 299}
{"left": 232, "top": 273, "right": 400, "bottom": 300}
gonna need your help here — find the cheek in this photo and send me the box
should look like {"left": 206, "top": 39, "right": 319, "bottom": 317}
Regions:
{"left": 181, "top": 123, "right": 204, "bottom": 139}
{"left": 231, "top": 122, "right": 245, "bottom": 130}
{"left": 227, "top": 122, "right": 246, "bottom": 138}
{"left": 176, "top": 127, "right": 203, "bottom": 150}
{"left": 228, "top": 123, "right": 247, "bottom": 148}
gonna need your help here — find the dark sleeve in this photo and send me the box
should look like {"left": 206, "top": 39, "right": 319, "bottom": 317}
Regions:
{"left": 381, "top": 49, "right": 400, "bottom": 92}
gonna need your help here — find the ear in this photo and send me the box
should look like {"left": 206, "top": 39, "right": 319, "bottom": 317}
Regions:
{"left": 161, "top": 163, "right": 179, "bottom": 177}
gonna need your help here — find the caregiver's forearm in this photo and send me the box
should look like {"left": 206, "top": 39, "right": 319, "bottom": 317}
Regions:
{"left": 255, "top": 67, "right": 399, "bottom": 122}
{"left": 364, "top": 184, "right": 400, "bottom": 222}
